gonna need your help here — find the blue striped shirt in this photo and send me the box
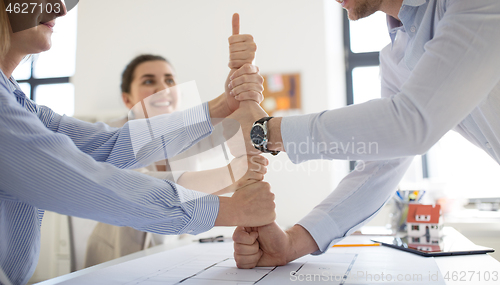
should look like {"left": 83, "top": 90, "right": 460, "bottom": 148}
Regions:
{"left": 0, "top": 69, "right": 219, "bottom": 285}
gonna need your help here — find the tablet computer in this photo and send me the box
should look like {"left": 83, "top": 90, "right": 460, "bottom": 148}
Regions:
{"left": 371, "top": 236, "right": 495, "bottom": 257}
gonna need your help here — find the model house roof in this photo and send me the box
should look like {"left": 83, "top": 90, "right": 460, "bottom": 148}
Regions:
{"left": 407, "top": 204, "right": 441, "bottom": 224}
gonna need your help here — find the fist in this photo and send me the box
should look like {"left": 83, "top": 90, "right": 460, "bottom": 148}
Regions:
{"left": 231, "top": 181, "right": 276, "bottom": 227}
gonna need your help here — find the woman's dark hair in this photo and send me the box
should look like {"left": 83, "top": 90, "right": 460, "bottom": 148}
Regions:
{"left": 121, "top": 54, "right": 171, "bottom": 93}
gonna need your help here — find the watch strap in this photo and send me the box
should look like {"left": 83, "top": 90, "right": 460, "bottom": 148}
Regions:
{"left": 256, "top": 116, "right": 274, "bottom": 125}
{"left": 253, "top": 117, "right": 280, "bottom": 156}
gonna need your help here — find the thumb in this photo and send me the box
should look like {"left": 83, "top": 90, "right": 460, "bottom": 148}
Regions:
{"left": 232, "top": 13, "right": 240, "bottom": 35}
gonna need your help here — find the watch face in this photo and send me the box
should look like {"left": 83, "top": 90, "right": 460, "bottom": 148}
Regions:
{"left": 251, "top": 125, "right": 265, "bottom": 146}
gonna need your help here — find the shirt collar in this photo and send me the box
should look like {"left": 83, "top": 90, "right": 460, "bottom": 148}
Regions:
{"left": 0, "top": 68, "right": 21, "bottom": 93}
{"left": 387, "top": 0, "right": 427, "bottom": 43}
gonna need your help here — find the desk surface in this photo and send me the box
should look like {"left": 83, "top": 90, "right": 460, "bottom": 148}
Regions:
{"left": 36, "top": 227, "right": 499, "bottom": 285}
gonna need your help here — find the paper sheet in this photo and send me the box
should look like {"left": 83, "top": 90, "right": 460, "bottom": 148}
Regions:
{"left": 58, "top": 242, "right": 445, "bottom": 285}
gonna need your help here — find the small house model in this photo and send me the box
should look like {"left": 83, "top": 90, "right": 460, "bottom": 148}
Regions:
{"left": 406, "top": 204, "right": 443, "bottom": 246}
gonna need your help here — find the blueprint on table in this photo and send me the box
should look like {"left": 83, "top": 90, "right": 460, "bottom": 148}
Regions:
{"left": 60, "top": 242, "right": 445, "bottom": 284}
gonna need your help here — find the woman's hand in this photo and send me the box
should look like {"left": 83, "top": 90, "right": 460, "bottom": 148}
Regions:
{"left": 214, "top": 154, "right": 268, "bottom": 195}
{"left": 231, "top": 154, "right": 268, "bottom": 187}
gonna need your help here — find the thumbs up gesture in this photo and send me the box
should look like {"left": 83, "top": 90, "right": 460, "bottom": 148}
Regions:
{"left": 228, "top": 13, "right": 256, "bottom": 69}
{"left": 224, "top": 13, "right": 264, "bottom": 113}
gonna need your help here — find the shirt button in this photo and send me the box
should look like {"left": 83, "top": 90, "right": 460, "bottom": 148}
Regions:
{"left": 187, "top": 230, "right": 194, "bottom": 233}
{"left": 410, "top": 26, "right": 416, "bottom": 33}
{"left": 486, "top": 142, "right": 492, "bottom": 149}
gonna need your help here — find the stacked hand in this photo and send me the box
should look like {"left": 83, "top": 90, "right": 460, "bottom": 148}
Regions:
{"left": 213, "top": 13, "right": 268, "bottom": 158}
{"left": 213, "top": 14, "right": 276, "bottom": 228}
{"left": 229, "top": 154, "right": 268, "bottom": 188}
{"left": 214, "top": 181, "right": 275, "bottom": 227}
{"left": 232, "top": 223, "right": 320, "bottom": 269}
{"left": 213, "top": 14, "right": 319, "bottom": 269}
{"left": 233, "top": 223, "right": 289, "bottom": 268}
{"left": 224, "top": 101, "right": 268, "bottom": 157}
{"left": 213, "top": 155, "right": 268, "bottom": 195}
{"left": 225, "top": 13, "right": 264, "bottom": 113}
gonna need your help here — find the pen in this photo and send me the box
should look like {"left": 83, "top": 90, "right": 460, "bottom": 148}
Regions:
{"left": 418, "top": 190, "right": 426, "bottom": 202}
{"left": 332, "top": 243, "right": 381, "bottom": 247}
{"left": 197, "top": 235, "right": 232, "bottom": 243}
{"left": 396, "top": 191, "right": 403, "bottom": 201}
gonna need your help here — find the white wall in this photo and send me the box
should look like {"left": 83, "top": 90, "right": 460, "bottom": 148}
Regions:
{"left": 73, "top": 0, "right": 347, "bottom": 228}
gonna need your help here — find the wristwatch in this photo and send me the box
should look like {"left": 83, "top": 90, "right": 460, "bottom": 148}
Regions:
{"left": 250, "top": 117, "right": 280, "bottom": 156}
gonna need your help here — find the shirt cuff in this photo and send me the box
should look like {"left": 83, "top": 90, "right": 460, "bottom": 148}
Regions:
{"left": 297, "top": 209, "right": 346, "bottom": 255}
{"left": 176, "top": 185, "right": 219, "bottom": 235}
{"left": 281, "top": 114, "right": 315, "bottom": 164}
{"left": 183, "top": 102, "right": 214, "bottom": 145}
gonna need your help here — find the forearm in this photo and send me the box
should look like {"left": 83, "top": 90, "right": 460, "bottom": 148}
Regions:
{"left": 297, "top": 157, "right": 413, "bottom": 254}
{"left": 214, "top": 196, "right": 236, "bottom": 226}
{"left": 177, "top": 166, "right": 233, "bottom": 194}
{"left": 208, "top": 93, "right": 232, "bottom": 122}
{"left": 285, "top": 224, "right": 320, "bottom": 263}
{"left": 45, "top": 103, "right": 213, "bottom": 168}
{"left": 275, "top": 2, "right": 500, "bottom": 163}
{"left": 1, "top": 101, "right": 219, "bottom": 235}
{"left": 1, "top": 136, "right": 218, "bottom": 235}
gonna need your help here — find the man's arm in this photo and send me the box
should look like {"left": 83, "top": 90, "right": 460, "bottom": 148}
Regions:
{"left": 296, "top": 157, "right": 413, "bottom": 253}
{"left": 234, "top": 156, "right": 413, "bottom": 267}
{"left": 234, "top": 0, "right": 500, "bottom": 161}
{"left": 234, "top": 1, "right": 500, "bottom": 266}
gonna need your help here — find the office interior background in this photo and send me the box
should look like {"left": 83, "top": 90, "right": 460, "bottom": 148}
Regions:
{"left": 12, "top": 1, "right": 499, "bottom": 283}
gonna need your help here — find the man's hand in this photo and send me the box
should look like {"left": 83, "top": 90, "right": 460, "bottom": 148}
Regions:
{"left": 233, "top": 223, "right": 289, "bottom": 268}
{"left": 215, "top": 181, "right": 275, "bottom": 227}
{"left": 233, "top": 223, "right": 320, "bottom": 269}
{"left": 223, "top": 101, "right": 268, "bottom": 157}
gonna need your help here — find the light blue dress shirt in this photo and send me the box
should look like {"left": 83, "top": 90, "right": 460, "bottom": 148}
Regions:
{"left": 281, "top": 0, "right": 500, "bottom": 254}
{"left": 0, "top": 69, "right": 219, "bottom": 284}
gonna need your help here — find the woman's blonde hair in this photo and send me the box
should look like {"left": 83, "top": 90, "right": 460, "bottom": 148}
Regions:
{"left": 0, "top": 0, "right": 11, "bottom": 57}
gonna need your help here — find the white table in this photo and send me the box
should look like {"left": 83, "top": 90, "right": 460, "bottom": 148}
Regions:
{"left": 35, "top": 227, "right": 499, "bottom": 285}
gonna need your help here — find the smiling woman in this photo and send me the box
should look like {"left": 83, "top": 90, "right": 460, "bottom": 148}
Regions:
{"left": 121, "top": 55, "right": 179, "bottom": 117}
